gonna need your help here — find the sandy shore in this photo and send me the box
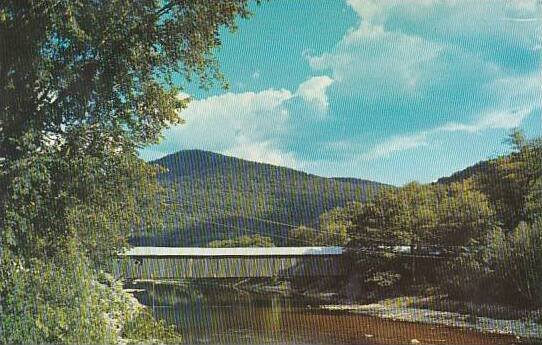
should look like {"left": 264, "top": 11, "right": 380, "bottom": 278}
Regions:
{"left": 320, "top": 302, "right": 542, "bottom": 340}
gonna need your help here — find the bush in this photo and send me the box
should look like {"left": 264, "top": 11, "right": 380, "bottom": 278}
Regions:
{"left": 122, "top": 310, "right": 181, "bottom": 344}
{"left": 0, "top": 256, "right": 153, "bottom": 345}
{"left": 441, "top": 222, "right": 542, "bottom": 307}
{"left": 0, "top": 257, "right": 120, "bottom": 344}
{"left": 495, "top": 221, "right": 542, "bottom": 306}
{"left": 441, "top": 248, "right": 495, "bottom": 301}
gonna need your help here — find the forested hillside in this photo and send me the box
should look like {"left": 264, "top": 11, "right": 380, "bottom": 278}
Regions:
{"left": 339, "top": 132, "right": 542, "bottom": 307}
{"left": 132, "top": 150, "right": 386, "bottom": 246}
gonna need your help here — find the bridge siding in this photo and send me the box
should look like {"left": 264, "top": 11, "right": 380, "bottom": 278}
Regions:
{"left": 115, "top": 255, "right": 346, "bottom": 279}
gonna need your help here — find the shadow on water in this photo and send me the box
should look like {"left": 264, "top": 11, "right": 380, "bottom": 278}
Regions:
{"left": 129, "top": 281, "right": 521, "bottom": 345}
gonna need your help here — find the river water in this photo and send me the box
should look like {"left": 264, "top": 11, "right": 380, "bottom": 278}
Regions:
{"left": 131, "top": 281, "right": 519, "bottom": 345}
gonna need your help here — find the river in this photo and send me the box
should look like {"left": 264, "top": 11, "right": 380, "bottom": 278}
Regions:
{"left": 131, "top": 281, "right": 520, "bottom": 345}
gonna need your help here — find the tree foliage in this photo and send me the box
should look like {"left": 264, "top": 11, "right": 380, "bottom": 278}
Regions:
{"left": 0, "top": 254, "right": 139, "bottom": 344}
{"left": 342, "top": 131, "right": 542, "bottom": 306}
{"left": 0, "top": 0, "right": 256, "bottom": 263}
{"left": 208, "top": 234, "right": 274, "bottom": 248}
{"left": 475, "top": 130, "right": 542, "bottom": 229}
{"left": 1, "top": 1, "right": 258, "bottom": 343}
{"left": 496, "top": 220, "right": 542, "bottom": 305}
{"left": 288, "top": 207, "right": 352, "bottom": 246}
{"left": 348, "top": 181, "right": 494, "bottom": 249}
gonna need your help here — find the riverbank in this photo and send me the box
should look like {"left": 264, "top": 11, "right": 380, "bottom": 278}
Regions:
{"left": 225, "top": 279, "right": 542, "bottom": 342}
{"left": 318, "top": 296, "right": 542, "bottom": 342}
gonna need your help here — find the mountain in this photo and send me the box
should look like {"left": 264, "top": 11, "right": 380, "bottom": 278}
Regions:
{"left": 436, "top": 160, "right": 492, "bottom": 185}
{"left": 133, "top": 150, "right": 388, "bottom": 246}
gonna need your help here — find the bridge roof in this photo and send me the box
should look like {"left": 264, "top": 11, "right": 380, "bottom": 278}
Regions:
{"left": 122, "top": 246, "right": 343, "bottom": 257}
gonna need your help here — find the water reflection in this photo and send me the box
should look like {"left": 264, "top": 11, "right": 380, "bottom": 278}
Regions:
{"left": 131, "top": 281, "right": 517, "bottom": 345}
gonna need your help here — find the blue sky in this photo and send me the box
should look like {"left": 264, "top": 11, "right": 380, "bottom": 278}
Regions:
{"left": 140, "top": 0, "right": 541, "bottom": 186}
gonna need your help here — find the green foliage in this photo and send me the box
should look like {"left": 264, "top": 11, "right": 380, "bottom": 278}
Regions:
{"left": 344, "top": 248, "right": 407, "bottom": 294}
{"left": 0, "top": 0, "right": 256, "bottom": 263}
{"left": 208, "top": 234, "right": 275, "bottom": 248}
{"left": 318, "top": 207, "right": 351, "bottom": 245}
{"left": 288, "top": 226, "right": 322, "bottom": 246}
{"left": 0, "top": 253, "right": 181, "bottom": 344}
{"left": 348, "top": 181, "right": 494, "bottom": 248}
{"left": 526, "top": 171, "right": 542, "bottom": 222}
{"left": 288, "top": 207, "right": 351, "bottom": 246}
{"left": 343, "top": 131, "right": 542, "bottom": 306}
{"left": 1, "top": 1, "right": 258, "bottom": 343}
{"left": 446, "top": 130, "right": 542, "bottom": 230}
{"left": 444, "top": 221, "right": 542, "bottom": 306}
{"left": 0, "top": 256, "right": 127, "bottom": 344}
{"left": 494, "top": 221, "right": 542, "bottom": 305}
{"left": 440, "top": 230, "right": 500, "bottom": 300}
{"left": 1, "top": 143, "right": 169, "bottom": 264}
{"left": 122, "top": 311, "right": 181, "bottom": 345}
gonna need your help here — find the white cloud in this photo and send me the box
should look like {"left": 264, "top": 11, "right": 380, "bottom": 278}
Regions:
{"left": 304, "top": 0, "right": 540, "bottom": 164}
{"left": 439, "top": 108, "right": 533, "bottom": 133}
{"left": 361, "top": 132, "right": 429, "bottom": 160}
{"left": 307, "top": 20, "right": 443, "bottom": 104}
{"left": 143, "top": 71, "right": 338, "bottom": 166}
{"left": 295, "top": 76, "right": 334, "bottom": 112}
{"left": 362, "top": 107, "right": 535, "bottom": 160}
{"left": 224, "top": 137, "right": 299, "bottom": 168}
{"left": 308, "top": 0, "right": 540, "bottom": 107}
{"left": 143, "top": 89, "right": 294, "bottom": 165}
{"left": 345, "top": 0, "right": 541, "bottom": 61}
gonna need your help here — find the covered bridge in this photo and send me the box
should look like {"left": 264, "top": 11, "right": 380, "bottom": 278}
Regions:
{"left": 114, "top": 246, "right": 346, "bottom": 279}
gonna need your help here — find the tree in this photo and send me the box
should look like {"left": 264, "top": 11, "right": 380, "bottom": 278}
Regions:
{"left": 497, "top": 220, "right": 542, "bottom": 305}
{"left": 349, "top": 182, "right": 493, "bottom": 249}
{"left": 288, "top": 207, "right": 352, "bottom": 247}
{"left": 288, "top": 225, "right": 322, "bottom": 246}
{"left": 208, "top": 234, "right": 274, "bottom": 248}
{"left": 0, "top": 1, "right": 258, "bottom": 342}
{"left": 347, "top": 182, "right": 494, "bottom": 284}
{"left": 318, "top": 207, "right": 351, "bottom": 246}
{"left": 0, "top": 0, "right": 257, "bottom": 262}
{"left": 475, "top": 130, "right": 542, "bottom": 230}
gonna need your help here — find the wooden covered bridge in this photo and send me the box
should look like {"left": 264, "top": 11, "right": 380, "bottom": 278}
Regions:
{"left": 114, "top": 246, "right": 347, "bottom": 279}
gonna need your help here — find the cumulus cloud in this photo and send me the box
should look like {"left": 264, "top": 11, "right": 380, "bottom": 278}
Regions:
{"left": 141, "top": 72, "right": 337, "bottom": 166}
{"left": 307, "top": 22, "right": 443, "bottom": 103}
{"left": 224, "top": 137, "right": 299, "bottom": 168}
{"left": 295, "top": 76, "right": 335, "bottom": 112}
{"left": 307, "top": 0, "right": 540, "bottom": 164}
{"left": 309, "top": 0, "right": 539, "bottom": 103}
{"left": 141, "top": 89, "right": 295, "bottom": 165}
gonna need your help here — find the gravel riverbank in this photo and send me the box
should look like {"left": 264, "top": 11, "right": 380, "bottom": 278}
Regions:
{"left": 320, "top": 302, "right": 542, "bottom": 341}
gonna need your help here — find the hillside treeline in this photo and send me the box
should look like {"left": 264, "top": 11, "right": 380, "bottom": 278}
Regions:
{"left": 295, "top": 131, "right": 542, "bottom": 307}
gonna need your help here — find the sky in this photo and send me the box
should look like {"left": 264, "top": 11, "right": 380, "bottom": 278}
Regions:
{"left": 140, "top": 0, "right": 542, "bottom": 186}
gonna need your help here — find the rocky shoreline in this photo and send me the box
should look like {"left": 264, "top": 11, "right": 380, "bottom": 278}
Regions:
{"left": 319, "top": 302, "right": 542, "bottom": 341}
{"left": 230, "top": 279, "right": 542, "bottom": 341}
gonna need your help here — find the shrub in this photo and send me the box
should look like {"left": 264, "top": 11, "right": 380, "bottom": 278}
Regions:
{"left": 122, "top": 310, "right": 181, "bottom": 344}
{"left": 495, "top": 221, "right": 542, "bottom": 306}
{"left": 0, "top": 254, "right": 185, "bottom": 345}
{"left": 0, "top": 258, "right": 120, "bottom": 344}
